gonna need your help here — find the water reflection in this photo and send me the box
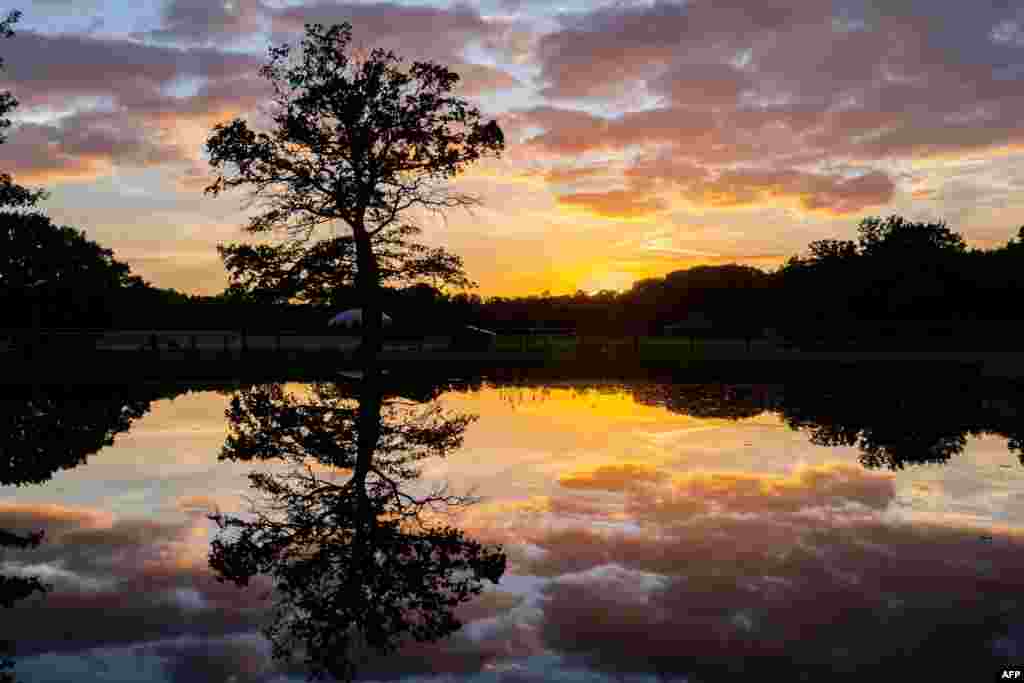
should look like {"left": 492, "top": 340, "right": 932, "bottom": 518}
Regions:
{"left": 0, "top": 376, "right": 1022, "bottom": 681}
{"left": 207, "top": 368, "right": 505, "bottom": 681}
{"left": 0, "top": 383, "right": 195, "bottom": 680}
{"left": 631, "top": 380, "right": 1024, "bottom": 469}
{"left": 470, "top": 380, "right": 1024, "bottom": 680}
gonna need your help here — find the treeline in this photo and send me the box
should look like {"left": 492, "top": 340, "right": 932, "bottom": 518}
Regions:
{"left": 440, "top": 216, "right": 1024, "bottom": 347}
{"left": 7, "top": 212, "right": 1024, "bottom": 346}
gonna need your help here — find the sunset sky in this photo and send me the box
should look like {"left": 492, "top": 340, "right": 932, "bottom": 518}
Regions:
{"left": 3, "top": 0, "right": 1024, "bottom": 297}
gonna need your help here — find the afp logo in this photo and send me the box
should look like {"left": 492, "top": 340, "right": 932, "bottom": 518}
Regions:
{"left": 1002, "top": 671, "right": 1022, "bottom": 680}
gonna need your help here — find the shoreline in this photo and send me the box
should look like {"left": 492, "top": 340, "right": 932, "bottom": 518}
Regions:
{"left": 0, "top": 348, "right": 1021, "bottom": 383}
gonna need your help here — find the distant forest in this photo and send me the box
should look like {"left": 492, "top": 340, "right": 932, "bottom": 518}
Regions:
{"left": 3, "top": 212, "right": 1023, "bottom": 346}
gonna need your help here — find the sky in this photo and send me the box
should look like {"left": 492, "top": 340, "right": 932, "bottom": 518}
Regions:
{"left": 2, "top": 0, "right": 1024, "bottom": 297}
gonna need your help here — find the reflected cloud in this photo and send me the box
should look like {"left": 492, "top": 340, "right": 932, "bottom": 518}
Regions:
{"left": 0, "top": 502, "right": 272, "bottom": 659}
{"left": 558, "top": 463, "right": 669, "bottom": 492}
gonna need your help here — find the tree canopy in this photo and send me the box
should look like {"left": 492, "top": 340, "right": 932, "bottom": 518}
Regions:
{"left": 205, "top": 21, "right": 503, "bottom": 352}
{"left": 218, "top": 223, "right": 476, "bottom": 306}
{"left": 0, "top": 212, "right": 146, "bottom": 327}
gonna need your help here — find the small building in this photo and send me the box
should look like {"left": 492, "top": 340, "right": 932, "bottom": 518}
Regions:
{"left": 327, "top": 308, "right": 394, "bottom": 329}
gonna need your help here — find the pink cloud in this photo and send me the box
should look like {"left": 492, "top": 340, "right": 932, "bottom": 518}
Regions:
{"left": 678, "top": 168, "right": 896, "bottom": 215}
{"left": 507, "top": 0, "right": 1024, "bottom": 218}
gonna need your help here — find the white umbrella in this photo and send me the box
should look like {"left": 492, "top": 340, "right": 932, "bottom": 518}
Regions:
{"left": 327, "top": 308, "right": 394, "bottom": 329}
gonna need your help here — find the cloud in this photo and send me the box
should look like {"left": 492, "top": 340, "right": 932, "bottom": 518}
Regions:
{"left": 648, "top": 61, "right": 754, "bottom": 108}
{"left": 0, "top": 114, "right": 190, "bottom": 185}
{"left": 453, "top": 457, "right": 1024, "bottom": 679}
{"left": 556, "top": 190, "right": 668, "bottom": 219}
{"left": 535, "top": 517, "right": 1024, "bottom": 679}
{"left": 146, "top": 0, "right": 269, "bottom": 46}
{"left": 465, "top": 462, "right": 898, "bottom": 576}
{"left": 0, "top": 502, "right": 114, "bottom": 538}
{"left": 533, "top": 0, "right": 830, "bottom": 101}
{"left": 146, "top": 633, "right": 276, "bottom": 683}
{"left": 558, "top": 463, "right": 670, "bottom": 492}
{"left": 0, "top": 503, "right": 272, "bottom": 658}
{"left": 267, "top": 1, "right": 520, "bottom": 95}
{"left": 679, "top": 168, "right": 896, "bottom": 215}
{"left": 506, "top": 0, "right": 1024, "bottom": 219}
{"left": 0, "top": 31, "right": 261, "bottom": 107}
{"left": 644, "top": 462, "right": 896, "bottom": 519}
{"left": 0, "top": 31, "right": 268, "bottom": 184}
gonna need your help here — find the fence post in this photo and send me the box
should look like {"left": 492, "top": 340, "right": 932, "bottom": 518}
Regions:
{"left": 276, "top": 332, "right": 281, "bottom": 352}
{"left": 241, "top": 328, "right": 248, "bottom": 352}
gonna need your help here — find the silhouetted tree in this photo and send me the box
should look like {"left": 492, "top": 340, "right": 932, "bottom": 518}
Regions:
{"left": 0, "top": 212, "right": 145, "bottom": 328}
{"left": 208, "top": 373, "right": 505, "bottom": 681}
{"left": 219, "top": 222, "right": 476, "bottom": 307}
{"left": 632, "top": 382, "right": 776, "bottom": 420}
{"left": 205, "top": 22, "right": 504, "bottom": 358}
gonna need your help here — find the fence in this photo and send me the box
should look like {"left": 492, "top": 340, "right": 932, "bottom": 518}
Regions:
{"left": 0, "top": 328, "right": 462, "bottom": 355}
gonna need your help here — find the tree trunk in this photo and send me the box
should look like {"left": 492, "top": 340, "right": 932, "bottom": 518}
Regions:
{"left": 352, "top": 363, "right": 384, "bottom": 575}
{"left": 352, "top": 223, "right": 382, "bottom": 363}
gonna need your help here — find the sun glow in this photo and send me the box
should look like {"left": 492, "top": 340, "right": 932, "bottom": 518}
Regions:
{"left": 578, "top": 270, "right": 634, "bottom": 294}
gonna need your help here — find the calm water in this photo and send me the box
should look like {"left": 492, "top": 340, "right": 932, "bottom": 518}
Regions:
{"left": 1, "top": 376, "right": 1023, "bottom": 682}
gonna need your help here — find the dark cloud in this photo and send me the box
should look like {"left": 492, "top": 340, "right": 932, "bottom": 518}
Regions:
{"left": 0, "top": 31, "right": 268, "bottom": 183}
{"left": 535, "top": 518, "right": 1024, "bottom": 679}
{"left": 147, "top": 0, "right": 269, "bottom": 46}
{"left": 147, "top": 634, "right": 277, "bottom": 683}
{"left": 268, "top": 1, "right": 521, "bottom": 95}
{"left": 0, "top": 31, "right": 261, "bottom": 106}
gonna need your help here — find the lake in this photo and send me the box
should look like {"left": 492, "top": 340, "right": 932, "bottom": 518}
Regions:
{"left": 1, "top": 375, "right": 1022, "bottom": 681}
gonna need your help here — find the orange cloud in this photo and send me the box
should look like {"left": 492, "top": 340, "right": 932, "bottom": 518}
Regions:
{"left": 0, "top": 502, "right": 114, "bottom": 537}
{"left": 558, "top": 463, "right": 670, "bottom": 492}
{"left": 543, "top": 165, "right": 615, "bottom": 185}
{"left": 556, "top": 190, "right": 668, "bottom": 219}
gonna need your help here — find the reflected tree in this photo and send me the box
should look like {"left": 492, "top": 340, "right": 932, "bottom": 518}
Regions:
{"left": 627, "top": 380, "right": 1024, "bottom": 469}
{"left": 631, "top": 383, "right": 778, "bottom": 421}
{"left": 0, "top": 385, "right": 164, "bottom": 486}
{"left": 208, "top": 368, "right": 505, "bottom": 681}
{"left": 778, "top": 383, "right": 1005, "bottom": 469}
